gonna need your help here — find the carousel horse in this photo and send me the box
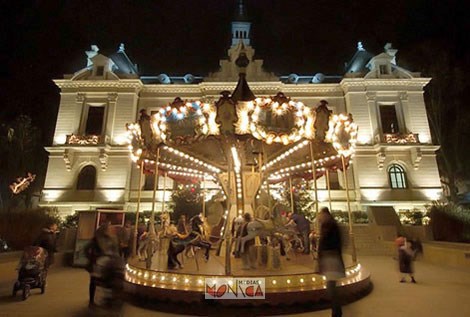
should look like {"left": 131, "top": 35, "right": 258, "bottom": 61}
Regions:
{"left": 167, "top": 215, "right": 212, "bottom": 269}
{"left": 238, "top": 206, "right": 290, "bottom": 254}
{"left": 281, "top": 221, "right": 305, "bottom": 255}
{"left": 137, "top": 220, "right": 162, "bottom": 262}
{"left": 231, "top": 216, "right": 246, "bottom": 257}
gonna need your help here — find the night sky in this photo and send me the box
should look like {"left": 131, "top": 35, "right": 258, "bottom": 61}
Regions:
{"left": 1, "top": 0, "right": 468, "bottom": 145}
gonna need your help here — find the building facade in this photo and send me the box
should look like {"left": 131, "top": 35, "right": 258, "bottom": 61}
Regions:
{"left": 41, "top": 4, "right": 441, "bottom": 217}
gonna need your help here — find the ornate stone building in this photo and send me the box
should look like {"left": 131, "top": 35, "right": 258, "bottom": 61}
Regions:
{"left": 41, "top": 2, "right": 441, "bottom": 217}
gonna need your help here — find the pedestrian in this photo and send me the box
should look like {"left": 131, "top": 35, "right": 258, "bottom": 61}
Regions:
{"left": 117, "top": 220, "right": 132, "bottom": 260}
{"left": 34, "top": 221, "right": 58, "bottom": 269}
{"left": 287, "top": 212, "right": 311, "bottom": 254}
{"left": 84, "top": 223, "right": 123, "bottom": 308}
{"left": 396, "top": 236, "right": 417, "bottom": 283}
{"left": 240, "top": 213, "right": 256, "bottom": 270}
{"left": 317, "top": 207, "right": 345, "bottom": 317}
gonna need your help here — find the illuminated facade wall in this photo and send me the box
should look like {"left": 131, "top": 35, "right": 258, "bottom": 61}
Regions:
{"left": 41, "top": 41, "right": 441, "bottom": 216}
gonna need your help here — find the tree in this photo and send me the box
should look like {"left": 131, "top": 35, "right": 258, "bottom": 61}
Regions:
{"left": 0, "top": 115, "right": 45, "bottom": 209}
{"left": 281, "top": 178, "right": 316, "bottom": 221}
{"left": 400, "top": 39, "right": 470, "bottom": 202}
{"left": 170, "top": 183, "right": 203, "bottom": 222}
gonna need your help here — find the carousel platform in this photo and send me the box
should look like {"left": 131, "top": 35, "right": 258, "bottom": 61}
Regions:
{"left": 124, "top": 249, "right": 371, "bottom": 306}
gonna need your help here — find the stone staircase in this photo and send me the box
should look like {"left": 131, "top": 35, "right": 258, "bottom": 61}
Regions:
{"left": 340, "top": 224, "right": 396, "bottom": 256}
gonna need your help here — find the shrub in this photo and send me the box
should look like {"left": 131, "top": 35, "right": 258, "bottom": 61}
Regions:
{"left": 0, "top": 208, "right": 61, "bottom": 250}
{"left": 429, "top": 202, "right": 470, "bottom": 242}
{"left": 62, "top": 211, "right": 79, "bottom": 229}
{"left": 331, "top": 210, "right": 368, "bottom": 224}
{"left": 398, "top": 209, "right": 430, "bottom": 226}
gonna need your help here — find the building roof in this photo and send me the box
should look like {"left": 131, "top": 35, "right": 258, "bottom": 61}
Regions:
{"left": 109, "top": 44, "right": 139, "bottom": 75}
{"left": 344, "top": 43, "right": 374, "bottom": 74}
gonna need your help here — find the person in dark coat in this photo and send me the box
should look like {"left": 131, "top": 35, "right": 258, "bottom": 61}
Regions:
{"left": 84, "top": 223, "right": 122, "bottom": 307}
{"left": 317, "top": 207, "right": 345, "bottom": 317}
{"left": 117, "top": 221, "right": 132, "bottom": 260}
{"left": 34, "top": 222, "right": 58, "bottom": 269}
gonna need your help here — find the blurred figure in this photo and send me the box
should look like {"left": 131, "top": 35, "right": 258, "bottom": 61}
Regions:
{"left": 231, "top": 215, "right": 245, "bottom": 258}
{"left": 166, "top": 224, "right": 187, "bottom": 270}
{"left": 167, "top": 215, "right": 212, "bottom": 269}
{"left": 396, "top": 236, "right": 417, "bottom": 283}
{"left": 240, "top": 213, "right": 256, "bottom": 270}
{"left": 287, "top": 212, "right": 311, "bottom": 254}
{"left": 34, "top": 222, "right": 58, "bottom": 269}
{"left": 309, "top": 229, "right": 318, "bottom": 258}
{"left": 84, "top": 223, "right": 124, "bottom": 310}
{"left": 177, "top": 214, "right": 189, "bottom": 235}
{"left": 117, "top": 220, "right": 132, "bottom": 260}
{"left": 137, "top": 226, "right": 149, "bottom": 261}
{"left": 317, "top": 207, "right": 345, "bottom": 317}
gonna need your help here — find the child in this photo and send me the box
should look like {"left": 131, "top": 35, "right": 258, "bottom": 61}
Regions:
{"left": 397, "top": 237, "right": 417, "bottom": 283}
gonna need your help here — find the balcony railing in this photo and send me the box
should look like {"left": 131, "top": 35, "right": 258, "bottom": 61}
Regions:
{"left": 375, "top": 133, "right": 420, "bottom": 145}
{"left": 66, "top": 134, "right": 109, "bottom": 145}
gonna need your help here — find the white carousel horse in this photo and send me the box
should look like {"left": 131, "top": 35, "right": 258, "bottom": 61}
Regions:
{"left": 281, "top": 221, "right": 305, "bottom": 255}
{"left": 238, "top": 216, "right": 290, "bottom": 254}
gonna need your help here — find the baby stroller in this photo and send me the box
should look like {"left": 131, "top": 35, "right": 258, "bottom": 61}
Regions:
{"left": 12, "top": 246, "right": 48, "bottom": 300}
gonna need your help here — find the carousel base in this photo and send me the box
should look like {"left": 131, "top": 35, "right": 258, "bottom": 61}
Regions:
{"left": 124, "top": 250, "right": 371, "bottom": 306}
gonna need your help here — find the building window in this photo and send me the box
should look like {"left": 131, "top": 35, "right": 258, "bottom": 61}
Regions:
{"left": 85, "top": 106, "right": 105, "bottom": 135}
{"left": 96, "top": 66, "right": 104, "bottom": 76}
{"left": 388, "top": 164, "right": 407, "bottom": 189}
{"left": 144, "top": 174, "right": 155, "bottom": 190}
{"left": 379, "top": 65, "right": 388, "bottom": 75}
{"left": 77, "top": 165, "right": 97, "bottom": 190}
{"left": 328, "top": 171, "right": 340, "bottom": 190}
{"left": 379, "top": 105, "right": 399, "bottom": 134}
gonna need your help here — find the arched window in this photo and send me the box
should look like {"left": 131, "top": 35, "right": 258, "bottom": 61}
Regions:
{"left": 77, "top": 165, "right": 96, "bottom": 190}
{"left": 388, "top": 164, "right": 407, "bottom": 189}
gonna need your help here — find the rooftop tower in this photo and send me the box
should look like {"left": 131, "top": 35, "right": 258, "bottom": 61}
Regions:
{"left": 231, "top": 0, "right": 251, "bottom": 47}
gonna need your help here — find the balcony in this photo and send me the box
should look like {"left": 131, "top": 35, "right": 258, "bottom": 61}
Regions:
{"left": 66, "top": 134, "right": 109, "bottom": 145}
{"left": 375, "top": 133, "right": 420, "bottom": 145}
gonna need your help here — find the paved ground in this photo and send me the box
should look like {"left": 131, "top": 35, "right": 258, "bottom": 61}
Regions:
{"left": 1, "top": 256, "right": 469, "bottom": 317}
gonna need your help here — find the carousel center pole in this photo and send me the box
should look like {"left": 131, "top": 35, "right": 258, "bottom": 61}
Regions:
{"left": 341, "top": 155, "right": 357, "bottom": 264}
{"left": 289, "top": 176, "right": 295, "bottom": 214}
{"left": 149, "top": 148, "right": 160, "bottom": 239}
{"left": 202, "top": 175, "right": 206, "bottom": 218}
{"left": 309, "top": 141, "right": 319, "bottom": 215}
{"left": 326, "top": 169, "right": 333, "bottom": 212}
{"left": 309, "top": 141, "right": 320, "bottom": 267}
{"left": 262, "top": 143, "right": 272, "bottom": 213}
{"left": 161, "top": 171, "right": 167, "bottom": 213}
{"left": 224, "top": 150, "right": 232, "bottom": 275}
{"left": 132, "top": 160, "right": 144, "bottom": 257}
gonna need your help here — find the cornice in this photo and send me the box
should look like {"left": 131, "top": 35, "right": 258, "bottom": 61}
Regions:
{"left": 340, "top": 78, "right": 432, "bottom": 89}
{"left": 45, "top": 144, "right": 131, "bottom": 155}
{"left": 53, "top": 79, "right": 143, "bottom": 90}
{"left": 354, "top": 144, "right": 440, "bottom": 154}
{"left": 140, "top": 82, "right": 342, "bottom": 95}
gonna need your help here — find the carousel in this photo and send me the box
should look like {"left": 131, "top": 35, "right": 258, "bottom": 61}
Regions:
{"left": 124, "top": 55, "right": 370, "bottom": 306}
